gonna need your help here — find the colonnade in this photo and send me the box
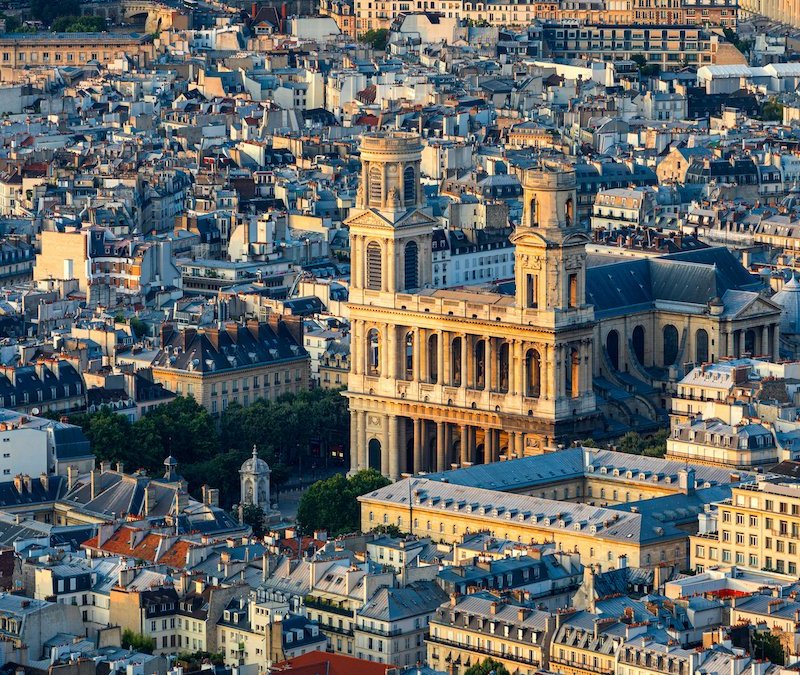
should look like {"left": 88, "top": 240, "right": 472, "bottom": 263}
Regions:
{"left": 722, "top": 323, "right": 780, "bottom": 360}
{"left": 351, "top": 322, "right": 593, "bottom": 401}
{"left": 349, "top": 410, "right": 531, "bottom": 479}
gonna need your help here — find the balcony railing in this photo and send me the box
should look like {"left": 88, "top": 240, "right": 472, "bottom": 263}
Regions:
{"left": 426, "top": 635, "right": 542, "bottom": 667}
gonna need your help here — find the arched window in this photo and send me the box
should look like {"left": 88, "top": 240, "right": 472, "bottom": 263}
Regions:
{"left": 567, "top": 348, "right": 580, "bottom": 398}
{"left": 530, "top": 196, "right": 537, "bottom": 227}
{"left": 695, "top": 328, "right": 709, "bottom": 364}
{"left": 525, "top": 349, "right": 541, "bottom": 398}
{"left": 366, "top": 241, "right": 382, "bottom": 290}
{"left": 404, "top": 240, "right": 419, "bottom": 290}
{"left": 403, "top": 166, "right": 416, "bottom": 205}
{"left": 369, "top": 166, "right": 382, "bottom": 205}
{"left": 565, "top": 197, "right": 574, "bottom": 227}
{"left": 475, "top": 340, "right": 486, "bottom": 389}
{"left": 451, "top": 337, "right": 462, "bottom": 386}
{"left": 368, "top": 438, "right": 382, "bottom": 472}
{"left": 428, "top": 333, "right": 439, "bottom": 384}
{"left": 606, "top": 330, "right": 620, "bottom": 369}
{"left": 632, "top": 325, "right": 645, "bottom": 364}
{"left": 498, "top": 342, "right": 510, "bottom": 393}
{"left": 404, "top": 331, "right": 414, "bottom": 380}
{"left": 367, "top": 329, "right": 380, "bottom": 376}
{"left": 663, "top": 325, "right": 679, "bottom": 366}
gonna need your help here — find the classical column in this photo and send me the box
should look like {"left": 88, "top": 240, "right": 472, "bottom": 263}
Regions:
{"left": 461, "top": 335, "right": 469, "bottom": 388}
{"left": 413, "top": 417, "right": 423, "bottom": 474}
{"left": 485, "top": 337, "right": 493, "bottom": 392}
{"left": 486, "top": 428, "right": 496, "bottom": 464}
{"left": 516, "top": 432, "right": 525, "bottom": 458}
{"left": 508, "top": 431, "right": 517, "bottom": 459}
{"left": 542, "top": 344, "right": 550, "bottom": 400}
{"left": 386, "top": 325, "right": 396, "bottom": 380}
{"left": 387, "top": 243, "right": 396, "bottom": 293}
{"left": 436, "top": 330, "right": 445, "bottom": 385}
{"left": 436, "top": 422, "right": 446, "bottom": 472}
{"left": 460, "top": 424, "right": 469, "bottom": 465}
{"left": 419, "top": 328, "right": 428, "bottom": 382}
{"left": 388, "top": 416, "right": 400, "bottom": 480}
{"left": 444, "top": 423, "right": 453, "bottom": 467}
{"left": 468, "top": 426, "right": 477, "bottom": 464}
{"left": 443, "top": 333, "right": 451, "bottom": 385}
{"left": 381, "top": 418, "right": 390, "bottom": 477}
{"left": 762, "top": 325, "right": 770, "bottom": 357}
{"left": 508, "top": 340, "right": 516, "bottom": 395}
{"left": 465, "top": 335, "right": 474, "bottom": 388}
{"left": 411, "top": 327, "right": 420, "bottom": 381}
{"left": 349, "top": 410, "right": 359, "bottom": 473}
{"left": 774, "top": 323, "right": 781, "bottom": 360}
{"left": 357, "top": 411, "right": 367, "bottom": 470}
{"left": 351, "top": 322, "right": 361, "bottom": 376}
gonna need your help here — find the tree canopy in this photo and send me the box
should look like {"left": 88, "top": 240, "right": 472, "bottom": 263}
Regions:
{"left": 296, "top": 469, "right": 390, "bottom": 536}
{"left": 31, "top": 0, "right": 81, "bottom": 23}
{"left": 51, "top": 15, "right": 106, "bottom": 32}
{"left": 66, "top": 388, "right": 349, "bottom": 507}
{"left": 359, "top": 29, "right": 389, "bottom": 51}
{"left": 465, "top": 658, "right": 510, "bottom": 675}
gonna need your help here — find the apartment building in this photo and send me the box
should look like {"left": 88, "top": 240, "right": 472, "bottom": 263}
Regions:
{"left": 0, "top": 32, "right": 155, "bottom": 74}
{"left": 35, "top": 228, "right": 181, "bottom": 297}
{"left": 690, "top": 477, "right": 800, "bottom": 575}
{"left": 151, "top": 318, "right": 309, "bottom": 416}
{"left": 427, "top": 593, "right": 554, "bottom": 674}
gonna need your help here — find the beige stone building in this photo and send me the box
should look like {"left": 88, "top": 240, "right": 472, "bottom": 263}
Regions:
{"left": 427, "top": 594, "right": 554, "bottom": 674}
{"left": 150, "top": 318, "right": 309, "bottom": 416}
{"left": 690, "top": 477, "right": 800, "bottom": 575}
{"left": 346, "top": 133, "right": 599, "bottom": 479}
{"left": 0, "top": 32, "right": 155, "bottom": 78}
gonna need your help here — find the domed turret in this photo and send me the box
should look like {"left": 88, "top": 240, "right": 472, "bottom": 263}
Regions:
{"left": 773, "top": 274, "right": 800, "bottom": 335}
{"left": 240, "top": 445, "right": 271, "bottom": 508}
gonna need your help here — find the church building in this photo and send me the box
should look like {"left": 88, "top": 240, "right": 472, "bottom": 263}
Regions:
{"left": 345, "top": 132, "right": 783, "bottom": 480}
{"left": 345, "top": 132, "right": 599, "bottom": 479}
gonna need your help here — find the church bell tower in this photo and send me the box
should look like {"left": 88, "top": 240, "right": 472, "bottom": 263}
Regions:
{"left": 348, "top": 132, "right": 435, "bottom": 295}
{"left": 511, "top": 161, "right": 596, "bottom": 415}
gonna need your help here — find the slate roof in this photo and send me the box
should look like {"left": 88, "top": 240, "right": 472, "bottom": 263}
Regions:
{"left": 154, "top": 321, "right": 307, "bottom": 374}
{"left": 425, "top": 447, "right": 745, "bottom": 492}
{"left": 358, "top": 581, "right": 447, "bottom": 622}
{"left": 586, "top": 247, "right": 762, "bottom": 318}
{"left": 0, "top": 361, "right": 84, "bottom": 410}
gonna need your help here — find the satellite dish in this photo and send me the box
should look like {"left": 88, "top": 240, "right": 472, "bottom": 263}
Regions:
{"left": 31, "top": 408, "right": 40, "bottom": 416}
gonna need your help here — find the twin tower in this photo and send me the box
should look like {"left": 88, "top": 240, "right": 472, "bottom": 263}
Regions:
{"left": 345, "top": 132, "right": 597, "bottom": 479}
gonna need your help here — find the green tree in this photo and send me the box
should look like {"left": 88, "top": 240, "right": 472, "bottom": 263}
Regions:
{"left": 129, "top": 316, "right": 148, "bottom": 339}
{"left": 761, "top": 99, "right": 784, "bottom": 122}
{"left": 296, "top": 469, "right": 390, "bottom": 536}
{"left": 176, "top": 652, "right": 224, "bottom": 669}
{"left": 241, "top": 504, "right": 267, "bottom": 538}
{"left": 617, "top": 431, "right": 645, "bottom": 455}
{"left": 723, "top": 27, "right": 752, "bottom": 55}
{"left": 31, "top": 0, "right": 81, "bottom": 23}
{"left": 751, "top": 630, "right": 784, "bottom": 665}
{"left": 0, "top": 14, "right": 22, "bottom": 32}
{"left": 465, "top": 658, "right": 510, "bottom": 675}
{"left": 121, "top": 629, "right": 155, "bottom": 654}
{"left": 359, "top": 28, "right": 389, "bottom": 50}
{"left": 51, "top": 15, "right": 106, "bottom": 32}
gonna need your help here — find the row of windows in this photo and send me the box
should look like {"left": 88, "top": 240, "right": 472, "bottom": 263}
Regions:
{"left": 6, "top": 51, "right": 110, "bottom": 63}
{"left": 695, "top": 546, "right": 796, "bottom": 574}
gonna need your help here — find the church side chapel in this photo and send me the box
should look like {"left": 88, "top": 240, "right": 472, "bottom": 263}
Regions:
{"left": 344, "top": 132, "right": 781, "bottom": 479}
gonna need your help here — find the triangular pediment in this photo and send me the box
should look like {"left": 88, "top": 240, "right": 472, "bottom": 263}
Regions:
{"left": 724, "top": 291, "right": 782, "bottom": 319}
{"left": 345, "top": 207, "right": 438, "bottom": 231}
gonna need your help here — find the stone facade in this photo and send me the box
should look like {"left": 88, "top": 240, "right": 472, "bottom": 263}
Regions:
{"left": 345, "top": 132, "right": 599, "bottom": 479}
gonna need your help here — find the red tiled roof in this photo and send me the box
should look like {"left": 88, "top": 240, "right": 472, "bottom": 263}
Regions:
{"left": 82, "top": 526, "right": 189, "bottom": 569}
{"left": 272, "top": 652, "right": 394, "bottom": 674}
